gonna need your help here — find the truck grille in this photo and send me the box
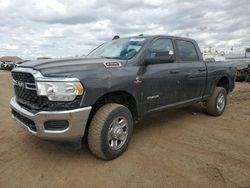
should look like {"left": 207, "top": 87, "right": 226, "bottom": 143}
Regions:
{"left": 12, "top": 71, "right": 41, "bottom": 109}
{"left": 12, "top": 72, "right": 35, "bottom": 83}
{"left": 11, "top": 70, "right": 82, "bottom": 111}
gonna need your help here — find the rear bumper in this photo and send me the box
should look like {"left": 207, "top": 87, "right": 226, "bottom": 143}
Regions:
{"left": 10, "top": 97, "right": 92, "bottom": 141}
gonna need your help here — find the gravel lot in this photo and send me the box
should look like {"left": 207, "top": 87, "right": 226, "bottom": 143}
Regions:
{"left": 1, "top": 70, "right": 250, "bottom": 188}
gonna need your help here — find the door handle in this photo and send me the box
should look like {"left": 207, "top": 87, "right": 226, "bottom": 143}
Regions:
{"left": 170, "top": 70, "right": 180, "bottom": 74}
{"left": 198, "top": 68, "right": 206, "bottom": 72}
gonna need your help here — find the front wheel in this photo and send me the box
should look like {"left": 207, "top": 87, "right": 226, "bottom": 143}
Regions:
{"left": 206, "top": 87, "right": 227, "bottom": 116}
{"left": 88, "top": 103, "right": 133, "bottom": 160}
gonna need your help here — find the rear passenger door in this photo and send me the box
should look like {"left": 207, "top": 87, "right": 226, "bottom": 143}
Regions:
{"left": 175, "top": 39, "right": 207, "bottom": 102}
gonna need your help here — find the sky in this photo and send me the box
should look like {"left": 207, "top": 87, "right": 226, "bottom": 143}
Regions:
{"left": 0, "top": 0, "right": 250, "bottom": 59}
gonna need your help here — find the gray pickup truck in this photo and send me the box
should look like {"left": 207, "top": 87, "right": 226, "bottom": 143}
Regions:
{"left": 10, "top": 35, "right": 236, "bottom": 160}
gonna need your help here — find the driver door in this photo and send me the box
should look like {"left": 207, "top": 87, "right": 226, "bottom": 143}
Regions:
{"left": 141, "top": 38, "right": 183, "bottom": 113}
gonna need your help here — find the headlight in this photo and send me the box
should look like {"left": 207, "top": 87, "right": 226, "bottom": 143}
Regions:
{"left": 36, "top": 81, "right": 84, "bottom": 101}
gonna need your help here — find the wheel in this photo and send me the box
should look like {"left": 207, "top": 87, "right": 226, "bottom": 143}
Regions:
{"left": 88, "top": 103, "right": 133, "bottom": 160}
{"left": 206, "top": 87, "right": 227, "bottom": 116}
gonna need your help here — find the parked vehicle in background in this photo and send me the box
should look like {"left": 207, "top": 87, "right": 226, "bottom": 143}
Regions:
{"left": 0, "top": 56, "right": 23, "bottom": 71}
{"left": 236, "top": 64, "right": 250, "bottom": 82}
{"left": 228, "top": 59, "right": 250, "bottom": 82}
{"left": 0, "top": 62, "right": 4, "bottom": 70}
{"left": 6, "top": 62, "right": 16, "bottom": 70}
{"left": 0, "top": 60, "right": 31, "bottom": 71}
{"left": 0, "top": 62, "right": 11, "bottom": 70}
{"left": 203, "top": 54, "right": 226, "bottom": 62}
{"left": 203, "top": 48, "right": 226, "bottom": 62}
{"left": 10, "top": 35, "right": 236, "bottom": 160}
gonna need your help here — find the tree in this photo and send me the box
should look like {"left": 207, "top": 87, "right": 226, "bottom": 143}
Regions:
{"left": 246, "top": 48, "right": 250, "bottom": 53}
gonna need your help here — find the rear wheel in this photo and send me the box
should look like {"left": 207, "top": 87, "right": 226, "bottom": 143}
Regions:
{"left": 88, "top": 103, "right": 133, "bottom": 160}
{"left": 206, "top": 87, "right": 227, "bottom": 116}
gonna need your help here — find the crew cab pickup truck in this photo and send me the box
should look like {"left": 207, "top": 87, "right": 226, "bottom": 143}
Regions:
{"left": 10, "top": 35, "right": 236, "bottom": 160}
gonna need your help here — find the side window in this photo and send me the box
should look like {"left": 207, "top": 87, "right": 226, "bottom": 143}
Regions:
{"left": 176, "top": 40, "right": 199, "bottom": 61}
{"left": 147, "top": 38, "right": 174, "bottom": 59}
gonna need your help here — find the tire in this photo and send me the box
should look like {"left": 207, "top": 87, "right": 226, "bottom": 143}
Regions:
{"left": 88, "top": 103, "right": 133, "bottom": 160}
{"left": 206, "top": 87, "right": 227, "bottom": 116}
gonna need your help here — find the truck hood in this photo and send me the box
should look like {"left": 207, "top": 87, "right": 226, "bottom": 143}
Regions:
{"left": 17, "top": 57, "right": 126, "bottom": 77}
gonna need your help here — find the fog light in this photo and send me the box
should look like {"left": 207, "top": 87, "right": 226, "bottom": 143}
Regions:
{"left": 44, "top": 120, "right": 69, "bottom": 131}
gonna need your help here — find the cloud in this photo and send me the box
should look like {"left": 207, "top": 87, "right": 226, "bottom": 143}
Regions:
{"left": 0, "top": 0, "right": 10, "bottom": 9}
{"left": 0, "top": 0, "right": 249, "bottom": 59}
{"left": 3, "top": 44, "right": 19, "bottom": 50}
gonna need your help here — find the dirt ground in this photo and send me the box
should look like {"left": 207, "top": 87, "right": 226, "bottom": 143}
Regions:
{"left": 0, "top": 70, "right": 250, "bottom": 188}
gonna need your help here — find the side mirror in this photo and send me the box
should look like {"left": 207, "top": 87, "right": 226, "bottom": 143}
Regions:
{"left": 144, "top": 55, "right": 174, "bottom": 65}
{"left": 144, "top": 51, "right": 174, "bottom": 65}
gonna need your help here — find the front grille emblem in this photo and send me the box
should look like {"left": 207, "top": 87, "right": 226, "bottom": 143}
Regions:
{"left": 13, "top": 80, "right": 36, "bottom": 90}
{"left": 13, "top": 80, "right": 25, "bottom": 88}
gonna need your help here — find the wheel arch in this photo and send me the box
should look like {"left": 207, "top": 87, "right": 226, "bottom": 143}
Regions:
{"left": 85, "top": 90, "right": 139, "bottom": 134}
{"left": 216, "top": 76, "right": 230, "bottom": 93}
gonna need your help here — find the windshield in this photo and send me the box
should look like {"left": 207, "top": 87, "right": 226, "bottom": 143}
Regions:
{"left": 87, "top": 38, "right": 147, "bottom": 60}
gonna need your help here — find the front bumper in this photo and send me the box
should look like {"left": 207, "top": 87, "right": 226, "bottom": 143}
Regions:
{"left": 10, "top": 97, "right": 92, "bottom": 141}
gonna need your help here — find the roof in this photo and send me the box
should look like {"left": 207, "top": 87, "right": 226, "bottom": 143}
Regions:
{"left": 122, "top": 35, "right": 195, "bottom": 41}
{"left": 0, "top": 56, "right": 23, "bottom": 62}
